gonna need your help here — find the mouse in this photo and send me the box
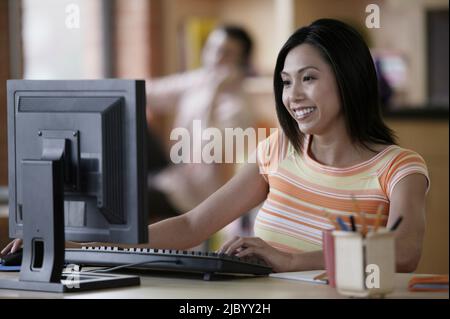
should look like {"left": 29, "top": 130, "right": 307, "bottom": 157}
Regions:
{"left": 0, "top": 248, "right": 23, "bottom": 266}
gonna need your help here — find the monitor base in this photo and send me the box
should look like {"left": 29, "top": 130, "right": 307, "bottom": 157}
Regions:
{"left": 0, "top": 271, "right": 140, "bottom": 293}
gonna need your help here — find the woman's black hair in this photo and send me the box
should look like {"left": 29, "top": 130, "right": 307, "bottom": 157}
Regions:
{"left": 218, "top": 25, "right": 253, "bottom": 69}
{"left": 273, "top": 18, "right": 396, "bottom": 153}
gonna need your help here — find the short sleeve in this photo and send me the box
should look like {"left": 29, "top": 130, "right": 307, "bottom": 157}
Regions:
{"left": 256, "top": 129, "right": 287, "bottom": 182}
{"left": 382, "top": 149, "right": 430, "bottom": 198}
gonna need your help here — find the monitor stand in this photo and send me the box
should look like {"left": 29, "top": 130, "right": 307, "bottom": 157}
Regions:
{"left": 0, "top": 138, "right": 140, "bottom": 293}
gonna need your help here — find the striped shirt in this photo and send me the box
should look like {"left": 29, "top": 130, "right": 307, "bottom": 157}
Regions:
{"left": 254, "top": 130, "right": 430, "bottom": 253}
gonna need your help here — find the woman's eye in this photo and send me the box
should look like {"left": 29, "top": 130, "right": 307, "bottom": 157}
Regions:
{"left": 303, "top": 75, "right": 315, "bottom": 82}
{"left": 282, "top": 80, "right": 291, "bottom": 86}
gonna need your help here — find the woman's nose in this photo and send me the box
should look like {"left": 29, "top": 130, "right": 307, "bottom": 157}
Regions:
{"left": 288, "top": 81, "right": 306, "bottom": 101}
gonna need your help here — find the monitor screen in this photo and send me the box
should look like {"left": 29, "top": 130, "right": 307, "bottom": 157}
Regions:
{"left": 7, "top": 79, "right": 148, "bottom": 244}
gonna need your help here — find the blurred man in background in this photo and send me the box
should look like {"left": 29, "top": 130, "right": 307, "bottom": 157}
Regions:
{"left": 145, "top": 25, "right": 255, "bottom": 227}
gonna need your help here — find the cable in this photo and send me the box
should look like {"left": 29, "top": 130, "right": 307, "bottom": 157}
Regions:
{"left": 82, "top": 259, "right": 182, "bottom": 273}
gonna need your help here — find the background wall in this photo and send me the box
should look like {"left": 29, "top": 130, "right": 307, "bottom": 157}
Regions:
{"left": 0, "top": 0, "right": 10, "bottom": 187}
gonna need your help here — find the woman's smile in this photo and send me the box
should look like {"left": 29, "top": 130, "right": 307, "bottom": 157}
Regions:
{"left": 291, "top": 106, "right": 317, "bottom": 121}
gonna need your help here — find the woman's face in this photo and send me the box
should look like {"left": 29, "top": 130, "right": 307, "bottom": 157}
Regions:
{"left": 281, "top": 43, "right": 343, "bottom": 136}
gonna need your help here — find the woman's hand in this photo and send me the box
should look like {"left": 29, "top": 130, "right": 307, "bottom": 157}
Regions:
{"left": 218, "top": 236, "right": 294, "bottom": 273}
{"left": 0, "top": 238, "right": 22, "bottom": 257}
{"left": 0, "top": 239, "right": 86, "bottom": 258}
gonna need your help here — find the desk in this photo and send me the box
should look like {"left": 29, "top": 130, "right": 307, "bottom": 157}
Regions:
{"left": 0, "top": 271, "right": 447, "bottom": 299}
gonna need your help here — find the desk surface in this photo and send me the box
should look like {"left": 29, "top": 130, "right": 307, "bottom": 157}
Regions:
{"left": 0, "top": 271, "right": 448, "bottom": 299}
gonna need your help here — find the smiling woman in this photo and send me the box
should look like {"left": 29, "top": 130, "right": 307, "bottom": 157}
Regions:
{"left": 153, "top": 19, "right": 429, "bottom": 273}
{"left": 247, "top": 19, "right": 429, "bottom": 272}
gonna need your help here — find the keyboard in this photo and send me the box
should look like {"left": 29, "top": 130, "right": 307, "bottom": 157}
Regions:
{"left": 65, "top": 246, "right": 273, "bottom": 280}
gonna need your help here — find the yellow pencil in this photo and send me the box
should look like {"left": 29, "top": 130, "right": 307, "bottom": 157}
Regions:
{"left": 373, "top": 204, "right": 384, "bottom": 232}
{"left": 351, "top": 195, "right": 367, "bottom": 236}
{"left": 322, "top": 209, "right": 338, "bottom": 230}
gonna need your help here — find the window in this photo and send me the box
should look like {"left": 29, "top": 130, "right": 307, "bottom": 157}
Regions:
{"left": 22, "top": 0, "right": 106, "bottom": 79}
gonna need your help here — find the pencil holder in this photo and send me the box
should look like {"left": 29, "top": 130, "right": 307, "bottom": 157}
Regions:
{"left": 333, "top": 229, "right": 395, "bottom": 297}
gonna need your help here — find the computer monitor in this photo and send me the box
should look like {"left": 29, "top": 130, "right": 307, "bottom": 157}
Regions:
{"left": 0, "top": 79, "right": 148, "bottom": 292}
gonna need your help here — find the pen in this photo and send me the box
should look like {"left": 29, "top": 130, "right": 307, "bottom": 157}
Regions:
{"left": 349, "top": 215, "right": 357, "bottom": 232}
{"left": 390, "top": 216, "right": 403, "bottom": 231}
{"left": 336, "top": 216, "right": 349, "bottom": 231}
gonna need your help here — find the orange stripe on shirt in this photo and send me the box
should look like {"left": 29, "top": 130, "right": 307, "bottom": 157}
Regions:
{"left": 254, "top": 130, "right": 429, "bottom": 252}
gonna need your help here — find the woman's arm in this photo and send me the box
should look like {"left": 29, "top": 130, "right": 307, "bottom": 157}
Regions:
{"left": 147, "top": 161, "right": 269, "bottom": 249}
{"left": 388, "top": 173, "right": 428, "bottom": 273}
{"left": 1, "top": 162, "right": 268, "bottom": 255}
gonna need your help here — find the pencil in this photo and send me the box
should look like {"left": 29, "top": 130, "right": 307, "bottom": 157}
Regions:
{"left": 373, "top": 204, "right": 384, "bottom": 232}
{"left": 313, "top": 271, "right": 328, "bottom": 281}
{"left": 351, "top": 195, "right": 367, "bottom": 236}
{"left": 322, "top": 209, "right": 338, "bottom": 230}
